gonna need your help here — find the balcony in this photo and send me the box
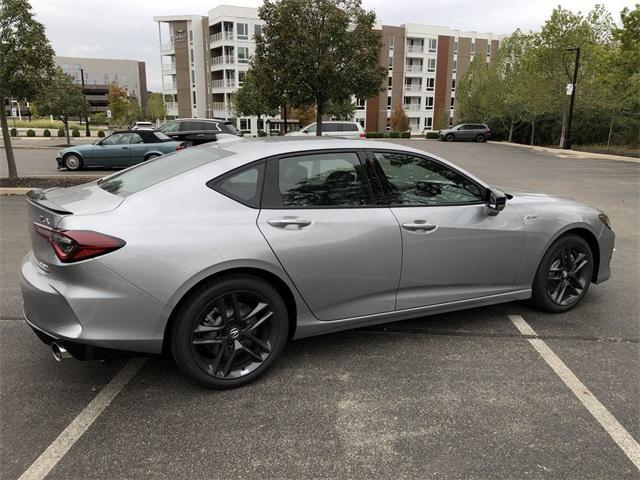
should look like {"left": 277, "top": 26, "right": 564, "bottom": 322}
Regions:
{"left": 161, "top": 63, "right": 176, "bottom": 72}
{"left": 160, "top": 42, "right": 174, "bottom": 55}
{"left": 405, "top": 65, "right": 423, "bottom": 74}
{"left": 403, "top": 104, "right": 421, "bottom": 112}
{"left": 211, "top": 55, "right": 235, "bottom": 66}
{"left": 212, "top": 79, "right": 236, "bottom": 90}
{"left": 406, "top": 45, "right": 424, "bottom": 54}
{"left": 404, "top": 84, "right": 422, "bottom": 93}
{"left": 163, "top": 81, "right": 177, "bottom": 91}
{"left": 211, "top": 101, "right": 227, "bottom": 117}
{"left": 210, "top": 31, "right": 234, "bottom": 45}
{"left": 164, "top": 102, "right": 178, "bottom": 116}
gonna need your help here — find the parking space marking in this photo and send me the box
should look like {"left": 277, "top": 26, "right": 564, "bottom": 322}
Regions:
{"left": 18, "top": 358, "right": 147, "bottom": 480}
{"left": 509, "top": 315, "right": 640, "bottom": 470}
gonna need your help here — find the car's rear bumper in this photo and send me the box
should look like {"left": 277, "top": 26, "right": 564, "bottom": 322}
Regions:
{"left": 20, "top": 252, "right": 170, "bottom": 355}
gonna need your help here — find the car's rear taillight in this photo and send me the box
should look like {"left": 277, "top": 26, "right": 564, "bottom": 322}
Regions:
{"left": 359, "top": 132, "right": 366, "bottom": 138}
{"left": 34, "top": 223, "right": 125, "bottom": 263}
{"left": 176, "top": 144, "right": 186, "bottom": 151}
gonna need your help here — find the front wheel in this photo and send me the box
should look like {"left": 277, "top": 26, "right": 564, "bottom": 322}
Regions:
{"left": 170, "top": 275, "right": 289, "bottom": 389}
{"left": 64, "top": 153, "right": 83, "bottom": 171}
{"left": 445, "top": 133, "right": 455, "bottom": 142}
{"left": 531, "top": 234, "right": 594, "bottom": 313}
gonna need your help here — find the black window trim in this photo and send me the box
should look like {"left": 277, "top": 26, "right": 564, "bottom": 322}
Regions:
{"left": 364, "top": 148, "right": 489, "bottom": 208}
{"left": 207, "top": 158, "right": 267, "bottom": 209}
{"left": 261, "top": 148, "right": 380, "bottom": 210}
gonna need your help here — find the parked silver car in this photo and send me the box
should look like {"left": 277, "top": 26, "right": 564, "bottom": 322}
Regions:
{"left": 286, "top": 121, "right": 366, "bottom": 139}
{"left": 21, "top": 138, "right": 614, "bottom": 388}
{"left": 439, "top": 123, "right": 491, "bottom": 142}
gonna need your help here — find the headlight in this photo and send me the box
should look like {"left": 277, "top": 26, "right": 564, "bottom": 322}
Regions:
{"left": 598, "top": 213, "right": 611, "bottom": 229}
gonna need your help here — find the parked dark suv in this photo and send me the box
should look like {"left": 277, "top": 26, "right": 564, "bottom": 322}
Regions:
{"left": 157, "top": 118, "right": 241, "bottom": 146}
{"left": 439, "top": 123, "right": 491, "bottom": 142}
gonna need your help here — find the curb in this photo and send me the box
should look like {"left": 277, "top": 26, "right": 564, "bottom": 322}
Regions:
{"left": 488, "top": 141, "right": 639, "bottom": 163}
{"left": 0, "top": 188, "right": 31, "bottom": 195}
{"left": 1, "top": 145, "right": 60, "bottom": 150}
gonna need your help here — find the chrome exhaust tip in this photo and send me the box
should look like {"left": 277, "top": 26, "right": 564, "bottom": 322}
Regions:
{"left": 51, "top": 342, "right": 72, "bottom": 361}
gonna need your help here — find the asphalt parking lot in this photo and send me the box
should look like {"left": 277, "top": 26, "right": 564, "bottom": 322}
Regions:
{"left": 1, "top": 140, "right": 638, "bottom": 479}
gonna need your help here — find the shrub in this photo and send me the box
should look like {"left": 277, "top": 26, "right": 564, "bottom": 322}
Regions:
{"left": 43, "top": 129, "right": 51, "bottom": 137}
{"left": 388, "top": 131, "right": 400, "bottom": 138}
{"left": 365, "top": 132, "right": 384, "bottom": 138}
{"left": 10, "top": 128, "right": 17, "bottom": 137}
{"left": 400, "top": 132, "right": 411, "bottom": 138}
{"left": 58, "top": 127, "right": 65, "bottom": 137}
{"left": 98, "top": 130, "right": 105, "bottom": 137}
{"left": 72, "top": 129, "right": 80, "bottom": 137}
{"left": 27, "top": 129, "right": 36, "bottom": 137}
{"left": 257, "top": 130, "right": 268, "bottom": 137}
{"left": 425, "top": 131, "right": 440, "bottom": 139}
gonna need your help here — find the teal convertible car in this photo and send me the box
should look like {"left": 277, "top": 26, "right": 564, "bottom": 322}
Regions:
{"left": 56, "top": 130, "right": 187, "bottom": 170}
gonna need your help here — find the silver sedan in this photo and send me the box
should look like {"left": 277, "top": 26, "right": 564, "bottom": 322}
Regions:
{"left": 21, "top": 138, "right": 615, "bottom": 388}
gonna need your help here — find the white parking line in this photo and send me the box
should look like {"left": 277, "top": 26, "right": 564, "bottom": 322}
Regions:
{"left": 509, "top": 315, "right": 640, "bottom": 470}
{"left": 18, "top": 358, "right": 147, "bottom": 480}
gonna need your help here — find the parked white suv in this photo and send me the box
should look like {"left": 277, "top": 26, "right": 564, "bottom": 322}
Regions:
{"left": 287, "top": 121, "right": 365, "bottom": 139}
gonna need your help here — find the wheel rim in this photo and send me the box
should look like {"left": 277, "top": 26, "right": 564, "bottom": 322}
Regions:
{"left": 66, "top": 156, "right": 79, "bottom": 169}
{"left": 190, "top": 291, "right": 277, "bottom": 380}
{"left": 446, "top": 135, "right": 453, "bottom": 141}
{"left": 546, "top": 244, "right": 590, "bottom": 306}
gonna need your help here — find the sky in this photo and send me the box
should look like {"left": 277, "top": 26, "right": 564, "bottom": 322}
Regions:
{"left": 30, "top": 0, "right": 635, "bottom": 91}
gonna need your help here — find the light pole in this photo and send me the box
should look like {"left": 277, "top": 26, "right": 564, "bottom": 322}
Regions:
{"left": 563, "top": 47, "right": 580, "bottom": 150}
{"left": 80, "top": 68, "right": 91, "bottom": 137}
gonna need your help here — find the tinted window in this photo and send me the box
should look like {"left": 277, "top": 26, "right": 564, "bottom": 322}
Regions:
{"left": 101, "top": 133, "right": 131, "bottom": 146}
{"left": 98, "top": 148, "right": 232, "bottom": 197}
{"left": 158, "top": 121, "right": 179, "bottom": 133}
{"left": 265, "top": 152, "right": 372, "bottom": 208}
{"left": 323, "top": 124, "right": 339, "bottom": 132}
{"left": 153, "top": 132, "right": 171, "bottom": 141}
{"left": 339, "top": 123, "right": 358, "bottom": 132}
{"left": 212, "top": 164, "right": 264, "bottom": 208}
{"left": 180, "top": 121, "right": 200, "bottom": 131}
{"left": 222, "top": 123, "right": 240, "bottom": 135}
{"left": 130, "top": 133, "right": 144, "bottom": 144}
{"left": 202, "top": 122, "right": 221, "bottom": 131}
{"left": 373, "top": 152, "right": 484, "bottom": 206}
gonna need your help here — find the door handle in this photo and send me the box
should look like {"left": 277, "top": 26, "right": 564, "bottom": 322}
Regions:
{"left": 402, "top": 220, "right": 437, "bottom": 233}
{"left": 267, "top": 217, "right": 312, "bottom": 230}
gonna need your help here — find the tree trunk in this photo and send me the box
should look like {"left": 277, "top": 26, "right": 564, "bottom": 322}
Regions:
{"left": 64, "top": 118, "right": 70, "bottom": 146}
{"left": 315, "top": 102, "right": 323, "bottom": 136}
{"left": 559, "top": 109, "right": 567, "bottom": 148}
{"left": 607, "top": 114, "right": 614, "bottom": 149}
{"left": 282, "top": 104, "right": 288, "bottom": 134}
{"left": 508, "top": 119, "right": 514, "bottom": 143}
{"left": 0, "top": 102, "right": 18, "bottom": 180}
{"left": 530, "top": 117, "right": 536, "bottom": 146}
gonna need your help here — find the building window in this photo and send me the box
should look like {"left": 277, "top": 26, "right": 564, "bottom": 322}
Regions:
{"left": 237, "top": 23, "right": 248, "bottom": 40}
{"left": 454, "top": 39, "right": 458, "bottom": 54}
{"left": 426, "top": 117, "right": 433, "bottom": 128}
{"left": 238, "top": 70, "right": 246, "bottom": 86}
{"left": 487, "top": 43, "right": 492, "bottom": 56}
{"left": 425, "top": 96, "right": 434, "bottom": 110}
{"left": 193, "top": 91, "right": 197, "bottom": 105}
{"left": 428, "top": 38, "right": 437, "bottom": 53}
{"left": 189, "top": 30, "right": 193, "bottom": 42}
{"left": 191, "top": 70, "right": 195, "bottom": 84}
{"left": 471, "top": 41, "right": 475, "bottom": 54}
{"left": 239, "top": 118, "right": 251, "bottom": 132}
{"left": 356, "top": 98, "right": 365, "bottom": 110}
{"left": 388, "top": 77, "right": 392, "bottom": 90}
{"left": 388, "top": 55, "right": 393, "bottom": 70}
{"left": 389, "top": 35, "right": 394, "bottom": 50}
{"left": 451, "top": 79, "right": 456, "bottom": 91}
{"left": 237, "top": 47, "right": 249, "bottom": 64}
{"left": 426, "top": 78, "right": 435, "bottom": 91}
{"left": 254, "top": 24, "right": 262, "bottom": 36}
{"left": 450, "top": 96, "right": 455, "bottom": 109}
{"left": 453, "top": 59, "right": 457, "bottom": 73}
{"left": 387, "top": 96, "right": 392, "bottom": 110}
{"left": 427, "top": 58, "right": 436, "bottom": 72}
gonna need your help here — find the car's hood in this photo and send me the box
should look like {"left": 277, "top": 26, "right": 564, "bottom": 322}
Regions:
{"left": 59, "top": 143, "right": 94, "bottom": 154}
{"left": 505, "top": 190, "right": 600, "bottom": 213}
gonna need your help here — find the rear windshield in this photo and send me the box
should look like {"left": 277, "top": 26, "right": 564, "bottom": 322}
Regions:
{"left": 98, "top": 148, "right": 232, "bottom": 197}
{"left": 223, "top": 123, "right": 240, "bottom": 135}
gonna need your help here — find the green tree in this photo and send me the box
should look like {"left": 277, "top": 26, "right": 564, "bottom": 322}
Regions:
{"left": 292, "top": 104, "right": 316, "bottom": 128}
{"left": 233, "top": 69, "right": 279, "bottom": 129}
{"left": 390, "top": 106, "right": 409, "bottom": 132}
{"left": 0, "top": 0, "right": 55, "bottom": 180}
{"left": 145, "top": 92, "right": 165, "bottom": 123}
{"left": 108, "top": 83, "right": 140, "bottom": 127}
{"left": 35, "top": 69, "right": 89, "bottom": 146}
{"left": 326, "top": 97, "right": 356, "bottom": 120}
{"left": 254, "top": 0, "right": 385, "bottom": 135}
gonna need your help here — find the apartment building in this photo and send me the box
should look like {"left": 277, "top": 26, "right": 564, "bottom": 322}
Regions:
{"left": 154, "top": 5, "right": 503, "bottom": 135}
{"left": 54, "top": 56, "right": 148, "bottom": 113}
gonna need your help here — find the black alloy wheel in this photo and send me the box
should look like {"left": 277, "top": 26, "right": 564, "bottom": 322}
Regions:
{"left": 445, "top": 133, "right": 455, "bottom": 142}
{"left": 475, "top": 134, "right": 486, "bottom": 142}
{"left": 532, "top": 234, "right": 593, "bottom": 312}
{"left": 171, "top": 275, "right": 288, "bottom": 388}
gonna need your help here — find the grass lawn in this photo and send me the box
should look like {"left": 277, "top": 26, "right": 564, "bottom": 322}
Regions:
{"left": 574, "top": 144, "right": 640, "bottom": 159}
{"left": 8, "top": 119, "right": 106, "bottom": 130}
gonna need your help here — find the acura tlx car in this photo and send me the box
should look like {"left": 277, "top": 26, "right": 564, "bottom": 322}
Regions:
{"left": 21, "top": 138, "right": 614, "bottom": 388}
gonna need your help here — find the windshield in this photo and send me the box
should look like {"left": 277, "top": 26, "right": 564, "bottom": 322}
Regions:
{"left": 98, "top": 147, "right": 232, "bottom": 197}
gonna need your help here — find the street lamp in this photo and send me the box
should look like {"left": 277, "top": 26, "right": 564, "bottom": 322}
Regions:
{"left": 563, "top": 47, "right": 580, "bottom": 150}
{"left": 80, "top": 68, "right": 91, "bottom": 137}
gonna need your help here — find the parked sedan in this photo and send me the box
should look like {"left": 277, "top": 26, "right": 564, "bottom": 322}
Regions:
{"left": 286, "top": 121, "right": 366, "bottom": 139}
{"left": 157, "top": 118, "right": 241, "bottom": 146}
{"left": 24, "top": 138, "right": 613, "bottom": 388}
{"left": 439, "top": 123, "right": 491, "bottom": 142}
{"left": 56, "top": 130, "right": 186, "bottom": 171}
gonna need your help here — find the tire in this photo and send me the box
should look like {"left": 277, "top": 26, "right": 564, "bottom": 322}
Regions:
{"left": 145, "top": 153, "right": 161, "bottom": 161}
{"left": 531, "top": 234, "right": 594, "bottom": 313}
{"left": 170, "top": 274, "right": 289, "bottom": 389}
{"left": 475, "top": 134, "right": 486, "bottom": 143}
{"left": 64, "top": 153, "right": 83, "bottom": 171}
{"left": 445, "top": 133, "right": 455, "bottom": 142}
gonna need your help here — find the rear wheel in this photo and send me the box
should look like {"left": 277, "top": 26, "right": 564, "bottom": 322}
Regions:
{"left": 64, "top": 153, "right": 83, "bottom": 171}
{"left": 145, "top": 153, "right": 160, "bottom": 161}
{"left": 475, "top": 134, "right": 486, "bottom": 142}
{"left": 445, "top": 133, "right": 455, "bottom": 142}
{"left": 532, "top": 234, "right": 593, "bottom": 313}
{"left": 170, "top": 275, "right": 289, "bottom": 389}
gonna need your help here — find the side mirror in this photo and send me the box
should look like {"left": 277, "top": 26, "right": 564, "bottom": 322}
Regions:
{"left": 485, "top": 187, "right": 507, "bottom": 216}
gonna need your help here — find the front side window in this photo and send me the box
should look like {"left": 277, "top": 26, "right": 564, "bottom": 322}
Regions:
{"left": 265, "top": 152, "right": 372, "bottom": 208}
{"left": 304, "top": 124, "right": 317, "bottom": 133}
{"left": 373, "top": 152, "right": 484, "bottom": 206}
{"left": 158, "top": 121, "right": 179, "bottom": 133}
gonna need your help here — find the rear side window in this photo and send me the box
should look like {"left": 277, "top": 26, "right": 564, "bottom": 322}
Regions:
{"left": 222, "top": 123, "right": 240, "bottom": 135}
{"left": 210, "top": 163, "right": 264, "bottom": 208}
{"left": 180, "top": 121, "right": 200, "bottom": 131}
{"left": 98, "top": 148, "right": 232, "bottom": 197}
{"left": 202, "top": 122, "right": 221, "bottom": 131}
{"left": 323, "top": 124, "right": 339, "bottom": 132}
{"left": 339, "top": 123, "right": 358, "bottom": 132}
{"left": 262, "top": 152, "right": 372, "bottom": 208}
